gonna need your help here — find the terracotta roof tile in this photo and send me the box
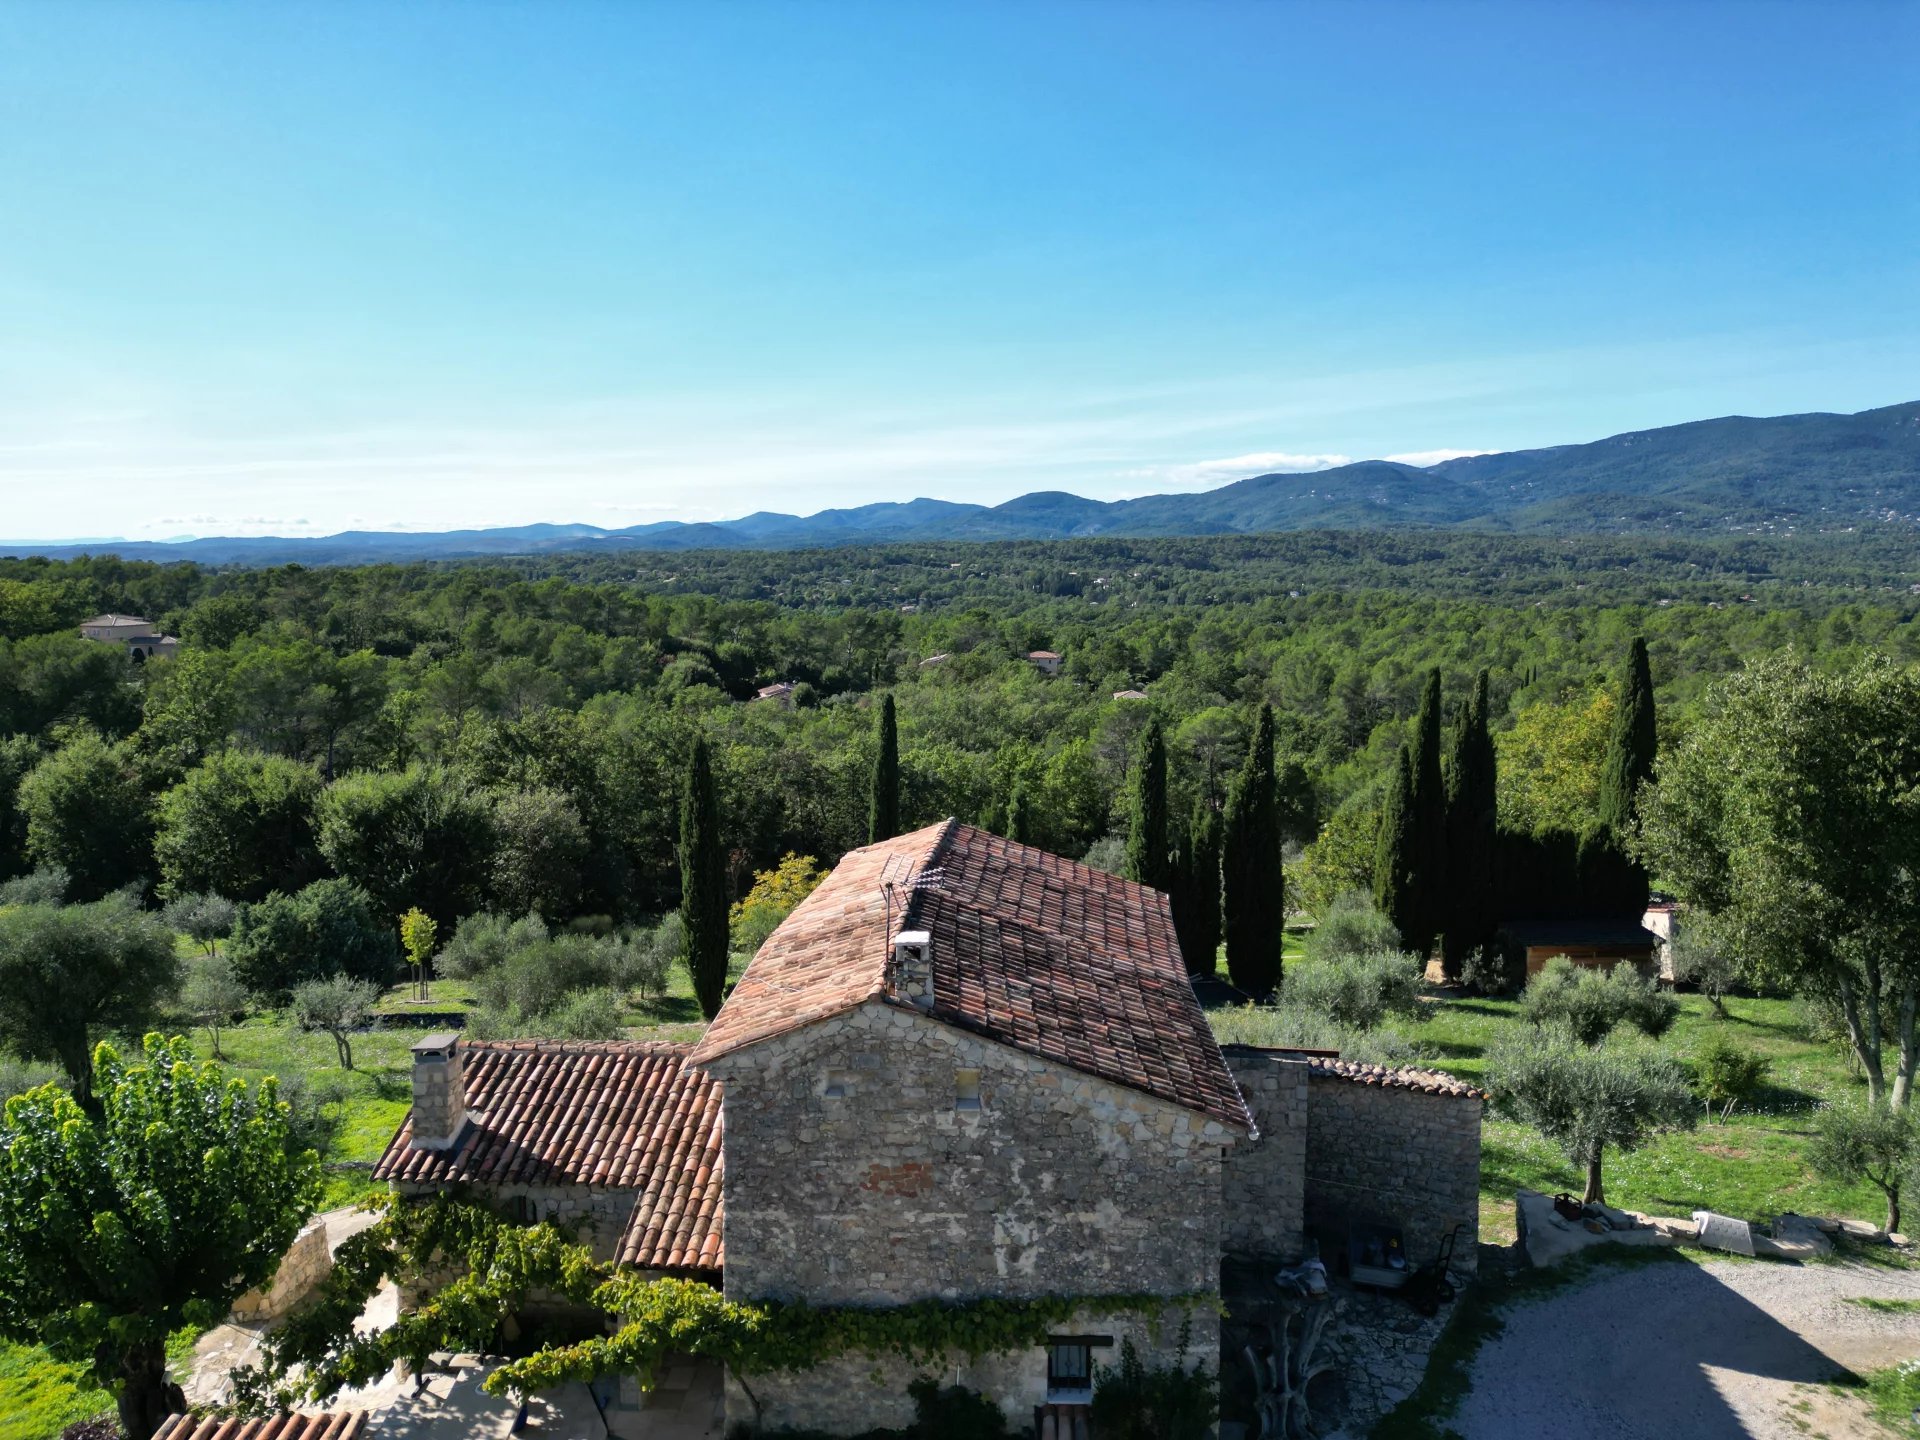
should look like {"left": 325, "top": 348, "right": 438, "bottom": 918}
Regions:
{"left": 1308, "top": 1056, "right": 1486, "bottom": 1100}
{"left": 692, "top": 820, "right": 1252, "bottom": 1131}
{"left": 153, "top": 1414, "right": 368, "bottom": 1440}
{"left": 373, "top": 1040, "right": 724, "bottom": 1271}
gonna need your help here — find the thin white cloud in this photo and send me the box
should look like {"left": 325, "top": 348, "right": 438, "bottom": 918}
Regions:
{"left": 1384, "top": 448, "right": 1492, "bottom": 467}
{"left": 1138, "top": 451, "right": 1353, "bottom": 491}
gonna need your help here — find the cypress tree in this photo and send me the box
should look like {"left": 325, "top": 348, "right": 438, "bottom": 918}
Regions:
{"left": 1598, "top": 636, "right": 1657, "bottom": 839}
{"left": 1441, "top": 668, "right": 1498, "bottom": 977}
{"left": 1171, "top": 802, "right": 1223, "bottom": 976}
{"left": 1005, "top": 780, "right": 1036, "bottom": 847}
{"left": 1406, "top": 668, "right": 1446, "bottom": 958}
{"left": 1123, "top": 717, "right": 1172, "bottom": 891}
{"left": 679, "top": 736, "right": 730, "bottom": 1020}
{"left": 1222, "top": 703, "right": 1283, "bottom": 997}
{"left": 869, "top": 693, "right": 900, "bottom": 844}
{"left": 1374, "top": 746, "right": 1417, "bottom": 945}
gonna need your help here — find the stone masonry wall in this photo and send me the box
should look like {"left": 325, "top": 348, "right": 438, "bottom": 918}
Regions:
{"left": 1302, "top": 1075, "right": 1481, "bottom": 1276}
{"left": 390, "top": 1179, "right": 639, "bottom": 1307}
{"left": 231, "top": 1216, "right": 332, "bottom": 1324}
{"left": 703, "top": 1001, "right": 1234, "bottom": 1432}
{"left": 1219, "top": 1048, "right": 1309, "bottom": 1260}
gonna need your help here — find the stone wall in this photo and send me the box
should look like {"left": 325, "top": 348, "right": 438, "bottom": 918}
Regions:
{"left": 702, "top": 1001, "right": 1235, "bottom": 1432}
{"left": 390, "top": 1179, "right": 639, "bottom": 1308}
{"left": 1302, "top": 1074, "right": 1482, "bottom": 1276}
{"left": 729, "top": 1302, "right": 1211, "bottom": 1435}
{"left": 1219, "top": 1048, "right": 1309, "bottom": 1260}
{"left": 231, "top": 1217, "right": 332, "bottom": 1324}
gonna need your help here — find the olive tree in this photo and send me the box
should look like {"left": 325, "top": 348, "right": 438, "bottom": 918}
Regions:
{"left": 0, "top": 1035, "right": 320, "bottom": 1439}
{"left": 1637, "top": 655, "right": 1920, "bottom": 1106}
{"left": 1489, "top": 1032, "right": 1696, "bottom": 1204}
{"left": 291, "top": 974, "right": 380, "bottom": 1071}
{"left": 1807, "top": 1101, "right": 1918, "bottom": 1234}
{"left": 1522, "top": 957, "right": 1679, "bottom": 1047}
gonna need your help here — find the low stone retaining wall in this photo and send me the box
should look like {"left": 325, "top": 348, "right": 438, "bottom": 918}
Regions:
{"left": 231, "top": 1216, "right": 332, "bottom": 1324}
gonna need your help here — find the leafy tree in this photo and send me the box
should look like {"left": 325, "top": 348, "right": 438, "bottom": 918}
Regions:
{"left": 1123, "top": 716, "right": 1172, "bottom": 892}
{"left": 729, "top": 852, "right": 828, "bottom": 958}
{"left": 0, "top": 895, "right": 179, "bottom": 1110}
{"left": 399, "top": 906, "right": 438, "bottom": 1001}
{"left": 0, "top": 732, "right": 39, "bottom": 879}
{"left": 1441, "top": 667, "right": 1497, "bottom": 978}
{"left": 0, "top": 1035, "right": 320, "bottom": 1440}
{"left": 1521, "top": 956, "right": 1679, "bottom": 1046}
{"left": 1222, "top": 703, "right": 1282, "bottom": 997}
{"left": 1597, "top": 636, "right": 1657, "bottom": 840}
{"left": 1669, "top": 923, "right": 1742, "bottom": 1017}
{"left": 1637, "top": 655, "right": 1920, "bottom": 1106}
{"left": 1372, "top": 747, "right": 1416, "bottom": 946}
{"left": 314, "top": 764, "right": 493, "bottom": 930}
{"left": 226, "top": 879, "right": 399, "bottom": 999}
{"left": 680, "top": 737, "right": 730, "bottom": 1020}
{"left": 1294, "top": 785, "right": 1381, "bottom": 919}
{"left": 1808, "top": 1101, "right": 1918, "bottom": 1233}
{"left": 1170, "top": 802, "right": 1222, "bottom": 976}
{"left": 180, "top": 950, "right": 249, "bottom": 1059}
{"left": 163, "top": 891, "right": 238, "bottom": 956}
{"left": 869, "top": 693, "right": 900, "bottom": 844}
{"left": 17, "top": 730, "right": 154, "bottom": 900}
{"left": 1693, "top": 1035, "right": 1770, "bottom": 1121}
{"left": 0, "top": 865, "right": 67, "bottom": 906}
{"left": 1304, "top": 890, "right": 1401, "bottom": 963}
{"left": 488, "top": 785, "right": 589, "bottom": 919}
{"left": 291, "top": 974, "right": 379, "bottom": 1070}
{"left": 154, "top": 751, "right": 322, "bottom": 903}
{"left": 1405, "top": 668, "right": 1446, "bottom": 957}
{"left": 436, "top": 909, "right": 551, "bottom": 980}
{"left": 1005, "top": 779, "right": 1037, "bottom": 846}
{"left": 1490, "top": 1032, "right": 1696, "bottom": 1204}
{"left": 1497, "top": 686, "right": 1615, "bottom": 836}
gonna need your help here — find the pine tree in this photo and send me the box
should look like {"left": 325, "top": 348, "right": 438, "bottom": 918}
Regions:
{"left": 679, "top": 736, "right": 730, "bottom": 1020}
{"left": 1441, "top": 668, "right": 1498, "bottom": 978}
{"left": 1171, "top": 802, "right": 1223, "bottom": 976}
{"left": 1406, "top": 668, "right": 1446, "bottom": 958}
{"left": 869, "top": 693, "right": 900, "bottom": 845}
{"left": 1598, "top": 636, "right": 1657, "bottom": 839}
{"left": 1374, "top": 745, "right": 1417, "bottom": 944}
{"left": 1222, "top": 703, "right": 1283, "bottom": 996}
{"left": 1123, "top": 717, "right": 1172, "bottom": 891}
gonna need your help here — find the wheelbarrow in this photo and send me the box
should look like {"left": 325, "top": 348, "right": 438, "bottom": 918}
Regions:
{"left": 1401, "top": 1223, "right": 1463, "bottom": 1317}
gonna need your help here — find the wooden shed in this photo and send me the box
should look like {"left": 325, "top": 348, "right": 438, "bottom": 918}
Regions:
{"left": 1499, "top": 918, "right": 1660, "bottom": 978}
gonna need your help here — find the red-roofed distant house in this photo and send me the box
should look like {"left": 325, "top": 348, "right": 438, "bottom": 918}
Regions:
{"left": 1024, "top": 649, "right": 1063, "bottom": 675}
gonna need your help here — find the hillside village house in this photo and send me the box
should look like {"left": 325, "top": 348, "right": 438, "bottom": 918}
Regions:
{"left": 1025, "top": 650, "right": 1063, "bottom": 675}
{"left": 79, "top": 612, "right": 179, "bottom": 661}
{"left": 373, "top": 821, "right": 1482, "bottom": 1436}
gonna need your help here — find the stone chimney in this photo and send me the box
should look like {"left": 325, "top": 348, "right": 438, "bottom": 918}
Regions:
{"left": 892, "top": 929, "right": 933, "bottom": 1010}
{"left": 409, "top": 1032, "right": 468, "bottom": 1150}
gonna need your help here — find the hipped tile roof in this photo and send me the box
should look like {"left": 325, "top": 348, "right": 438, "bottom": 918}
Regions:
{"left": 373, "top": 1040, "right": 723, "bottom": 1271}
{"left": 153, "top": 1415, "right": 367, "bottom": 1440}
{"left": 691, "top": 820, "right": 1252, "bottom": 1131}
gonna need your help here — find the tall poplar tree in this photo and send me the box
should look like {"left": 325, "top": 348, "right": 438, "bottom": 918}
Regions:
{"left": 1374, "top": 746, "right": 1417, "bottom": 945}
{"left": 1171, "top": 802, "right": 1223, "bottom": 976}
{"left": 1222, "top": 703, "right": 1282, "bottom": 996}
{"left": 1598, "top": 636, "right": 1657, "bottom": 840}
{"left": 1406, "top": 668, "right": 1446, "bottom": 957}
{"left": 679, "top": 736, "right": 730, "bottom": 1020}
{"left": 1442, "top": 668, "right": 1498, "bottom": 977}
{"left": 1123, "top": 717, "right": 1172, "bottom": 891}
{"left": 868, "top": 693, "right": 900, "bottom": 845}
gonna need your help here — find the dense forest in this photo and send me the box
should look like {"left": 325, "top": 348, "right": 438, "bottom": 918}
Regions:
{"left": 0, "top": 531, "right": 1914, "bottom": 932}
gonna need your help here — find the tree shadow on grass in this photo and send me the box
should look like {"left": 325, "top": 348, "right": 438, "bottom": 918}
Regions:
{"left": 634, "top": 993, "right": 704, "bottom": 1026}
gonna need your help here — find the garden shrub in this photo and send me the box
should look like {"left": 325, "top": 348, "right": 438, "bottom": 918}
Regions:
{"left": 1521, "top": 956, "right": 1678, "bottom": 1047}
{"left": 1280, "top": 949, "right": 1424, "bottom": 1030}
{"left": 1303, "top": 890, "right": 1401, "bottom": 963}
{"left": 1090, "top": 1335, "right": 1216, "bottom": 1440}
{"left": 1692, "top": 1035, "right": 1771, "bottom": 1119}
{"left": 227, "top": 879, "right": 399, "bottom": 998}
{"left": 905, "top": 1378, "right": 1010, "bottom": 1440}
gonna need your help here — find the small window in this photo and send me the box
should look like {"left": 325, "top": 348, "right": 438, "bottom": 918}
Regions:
{"left": 823, "top": 1069, "right": 853, "bottom": 1099}
{"left": 506, "top": 1194, "right": 537, "bottom": 1225}
{"left": 1047, "top": 1342, "right": 1093, "bottom": 1394}
{"left": 955, "top": 1069, "right": 982, "bottom": 1111}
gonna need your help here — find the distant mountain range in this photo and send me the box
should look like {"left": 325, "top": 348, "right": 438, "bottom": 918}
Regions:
{"left": 6, "top": 401, "right": 1917, "bottom": 565}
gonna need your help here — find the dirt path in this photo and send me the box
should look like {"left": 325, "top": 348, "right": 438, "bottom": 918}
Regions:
{"left": 1450, "top": 1256, "right": 1920, "bottom": 1440}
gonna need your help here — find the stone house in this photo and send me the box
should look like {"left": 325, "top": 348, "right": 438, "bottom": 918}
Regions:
{"left": 1025, "top": 650, "right": 1063, "bottom": 675}
{"left": 374, "top": 820, "right": 1482, "bottom": 1436}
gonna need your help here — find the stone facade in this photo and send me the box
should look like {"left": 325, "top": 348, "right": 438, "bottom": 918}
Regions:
{"left": 1218, "top": 1048, "right": 1309, "bottom": 1260}
{"left": 231, "top": 1217, "right": 331, "bottom": 1324}
{"left": 390, "top": 1179, "right": 639, "bottom": 1275}
{"left": 701, "top": 1000, "right": 1234, "bottom": 1431}
{"left": 1302, "top": 1073, "right": 1482, "bottom": 1276}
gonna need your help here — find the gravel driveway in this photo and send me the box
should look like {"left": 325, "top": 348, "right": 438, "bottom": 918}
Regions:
{"left": 1450, "top": 1255, "right": 1920, "bottom": 1440}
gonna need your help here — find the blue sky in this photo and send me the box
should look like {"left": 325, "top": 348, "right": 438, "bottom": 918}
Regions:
{"left": 1, "top": 0, "right": 1915, "bottom": 539}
